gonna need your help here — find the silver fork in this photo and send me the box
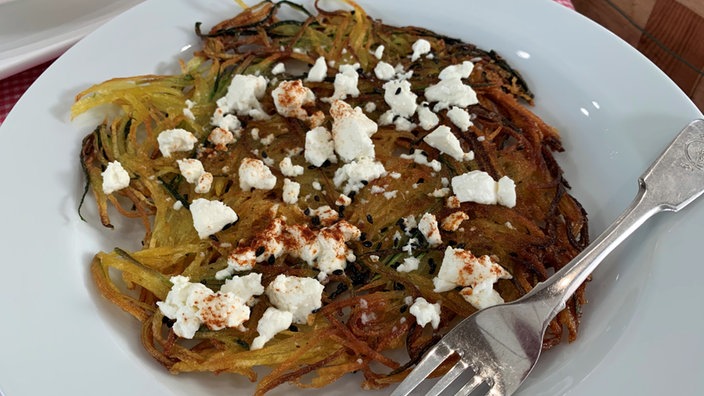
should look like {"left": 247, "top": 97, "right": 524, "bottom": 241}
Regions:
{"left": 391, "top": 119, "right": 704, "bottom": 396}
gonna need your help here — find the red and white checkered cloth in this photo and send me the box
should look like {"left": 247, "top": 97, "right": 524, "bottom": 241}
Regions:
{"left": 0, "top": 0, "right": 574, "bottom": 127}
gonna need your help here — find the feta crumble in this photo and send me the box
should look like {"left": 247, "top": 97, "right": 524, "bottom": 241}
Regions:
{"left": 266, "top": 274, "right": 325, "bottom": 324}
{"left": 251, "top": 307, "right": 293, "bottom": 350}
{"left": 306, "top": 56, "right": 328, "bottom": 82}
{"left": 157, "top": 128, "right": 198, "bottom": 157}
{"left": 410, "top": 38, "right": 432, "bottom": 62}
{"left": 279, "top": 157, "right": 305, "bottom": 177}
{"left": 424, "top": 61, "right": 478, "bottom": 111}
{"left": 441, "top": 211, "right": 470, "bottom": 232}
{"left": 216, "top": 74, "right": 269, "bottom": 120}
{"left": 177, "top": 158, "right": 205, "bottom": 184}
{"left": 373, "top": 45, "right": 385, "bottom": 59}
{"left": 374, "top": 61, "right": 396, "bottom": 80}
{"left": 189, "top": 198, "right": 238, "bottom": 239}
{"left": 304, "top": 126, "right": 337, "bottom": 167}
{"left": 417, "top": 103, "right": 440, "bottom": 130}
{"left": 282, "top": 178, "right": 300, "bottom": 204}
{"left": 332, "top": 157, "right": 387, "bottom": 195}
{"left": 271, "top": 62, "right": 286, "bottom": 75}
{"left": 382, "top": 79, "right": 417, "bottom": 118}
{"left": 451, "top": 171, "right": 517, "bottom": 207}
{"left": 239, "top": 158, "right": 277, "bottom": 191}
{"left": 418, "top": 213, "right": 442, "bottom": 246}
{"left": 330, "top": 100, "right": 378, "bottom": 162}
{"left": 400, "top": 149, "right": 442, "bottom": 172}
{"left": 432, "top": 246, "right": 512, "bottom": 309}
{"left": 157, "top": 276, "right": 250, "bottom": 339}
{"left": 423, "top": 125, "right": 474, "bottom": 161}
{"left": 329, "top": 63, "right": 360, "bottom": 100}
{"left": 101, "top": 161, "right": 130, "bottom": 194}
{"left": 447, "top": 106, "right": 473, "bottom": 131}
{"left": 396, "top": 256, "right": 420, "bottom": 273}
{"left": 271, "top": 79, "right": 316, "bottom": 121}
{"left": 409, "top": 297, "right": 441, "bottom": 329}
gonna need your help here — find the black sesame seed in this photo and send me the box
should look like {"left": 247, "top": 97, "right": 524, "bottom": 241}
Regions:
{"left": 261, "top": 151, "right": 268, "bottom": 158}
{"left": 416, "top": 178, "right": 425, "bottom": 184}
{"left": 322, "top": 159, "right": 332, "bottom": 167}
{"left": 366, "top": 214, "right": 374, "bottom": 224}
{"left": 267, "top": 255, "right": 276, "bottom": 264}
{"left": 311, "top": 216, "right": 321, "bottom": 226}
{"left": 332, "top": 269, "right": 344, "bottom": 276}
{"left": 288, "top": 324, "right": 299, "bottom": 332}
{"left": 361, "top": 180, "right": 369, "bottom": 185}
{"left": 304, "top": 208, "right": 311, "bottom": 216}
{"left": 400, "top": 305, "right": 408, "bottom": 313}
{"left": 314, "top": 195, "right": 321, "bottom": 202}
{"left": 395, "top": 87, "right": 402, "bottom": 95}
{"left": 348, "top": 191, "right": 357, "bottom": 200}
{"left": 380, "top": 226, "right": 388, "bottom": 233}
{"left": 428, "top": 258, "right": 437, "bottom": 274}
{"left": 255, "top": 246, "right": 266, "bottom": 256}
{"left": 362, "top": 241, "right": 373, "bottom": 248}
{"left": 359, "top": 232, "right": 367, "bottom": 241}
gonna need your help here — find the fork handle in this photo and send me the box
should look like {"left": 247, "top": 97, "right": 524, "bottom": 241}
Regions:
{"left": 523, "top": 119, "right": 704, "bottom": 323}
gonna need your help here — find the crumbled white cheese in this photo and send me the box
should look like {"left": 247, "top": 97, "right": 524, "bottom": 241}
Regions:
{"left": 370, "top": 185, "right": 386, "bottom": 194}
{"left": 210, "top": 110, "right": 242, "bottom": 135}
{"left": 216, "top": 74, "right": 269, "bottom": 120}
{"left": 195, "top": 172, "right": 213, "bottom": 194}
{"left": 330, "top": 100, "right": 378, "bottom": 162}
{"left": 441, "top": 211, "right": 469, "bottom": 232}
{"left": 497, "top": 176, "right": 517, "bottom": 208}
{"left": 410, "top": 38, "right": 432, "bottom": 62}
{"left": 390, "top": 172, "right": 401, "bottom": 179}
{"left": 157, "top": 276, "right": 250, "bottom": 339}
{"left": 208, "top": 127, "right": 236, "bottom": 148}
{"left": 279, "top": 157, "right": 305, "bottom": 177}
{"left": 335, "top": 194, "right": 352, "bottom": 206}
{"left": 177, "top": 159, "right": 205, "bottom": 184}
{"left": 306, "top": 205, "right": 339, "bottom": 226}
{"left": 333, "top": 157, "right": 387, "bottom": 195}
{"left": 183, "top": 99, "right": 195, "bottom": 120}
{"left": 424, "top": 61, "right": 478, "bottom": 111}
{"left": 271, "top": 79, "right": 316, "bottom": 121}
{"left": 400, "top": 149, "right": 442, "bottom": 172}
{"left": 417, "top": 104, "right": 440, "bottom": 130}
{"left": 173, "top": 200, "right": 183, "bottom": 210}
{"left": 432, "top": 246, "right": 512, "bottom": 310}
{"left": 239, "top": 158, "right": 277, "bottom": 191}
{"left": 306, "top": 56, "right": 328, "bottom": 82}
{"left": 329, "top": 63, "right": 360, "bottom": 100}
{"left": 374, "top": 61, "right": 396, "bottom": 80}
{"left": 447, "top": 106, "right": 473, "bottom": 131}
{"left": 394, "top": 63, "right": 414, "bottom": 80}
{"left": 364, "top": 101, "right": 377, "bottom": 113}
{"left": 383, "top": 79, "right": 418, "bottom": 118}
{"left": 396, "top": 256, "right": 420, "bottom": 273}
{"left": 101, "top": 161, "right": 130, "bottom": 194}
{"left": 429, "top": 188, "right": 451, "bottom": 197}
{"left": 312, "top": 180, "right": 322, "bottom": 191}
{"left": 373, "top": 45, "right": 385, "bottom": 59}
{"left": 446, "top": 195, "right": 461, "bottom": 209}
{"left": 423, "top": 125, "right": 474, "bottom": 162}
{"left": 282, "top": 178, "right": 300, "bottom": 204}
{"left": 189, "top": 198, "right": 238, "bottom": 239}
{"left": 451, "top": 171, "right": 516, "bottom": 207}
{"left": 304, "top": 126, "right": 337, "bottom": 167}
{"left": 266, "top": 274, "right": 325, "bottom": 324}
{"left": 260, "top": 133, "right": 275, "bottom": 146}
{"left": 220, "top": 273, "right": 265, "bottom": 306}
{"left": 157, "top": 128, "right": 198, "bottom": 157}
{"left": 383, "top": 190, "right": 398, "bottom": 199}
{"left": 418, "top": 213, "right": 442, "bottom": 246}
{"left": 409, "top": 297, "right": 441, "bottom": 329}
{"left": 271, "top": 62, "right": 286, "bottom": 75}
{"left": 251, "top": 307, "right": 293, "bottom": 350}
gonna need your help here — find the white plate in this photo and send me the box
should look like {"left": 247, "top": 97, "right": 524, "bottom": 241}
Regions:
{"left": 0, "top": 0, "right": 702, "bottom": 395}
{"left": 0, "top": 0, "right": 142, "bottom": 79}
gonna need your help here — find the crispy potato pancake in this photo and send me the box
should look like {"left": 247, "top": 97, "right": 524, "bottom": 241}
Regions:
{"left": 73, "top": 1, "right": 589, "bottom": 394}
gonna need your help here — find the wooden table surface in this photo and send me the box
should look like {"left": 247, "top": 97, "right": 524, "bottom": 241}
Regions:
{"left": 574, "top": 0, "right": 704, "bottom": 112}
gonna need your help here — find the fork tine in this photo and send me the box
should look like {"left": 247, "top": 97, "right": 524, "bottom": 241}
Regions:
{"left": 390, "top": 342, "right": 454, "bottom": 396}
{"left": 453, "top": 373, "right": 485, "bottom": 396}
{"left": 426, "top": 359, "right": 468, "bottom": 396}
